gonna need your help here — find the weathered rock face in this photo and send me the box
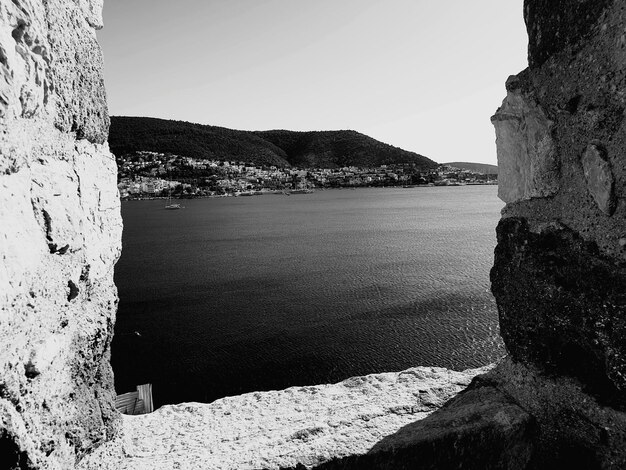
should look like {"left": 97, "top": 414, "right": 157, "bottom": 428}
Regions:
{"left": 524, "top": 0, "right": 613, "bottom": 69}
{"left": 490, "top": 0, "right": 626, "bottom": 465}
{"left": 78, "top": 366, "right": 493, "bottom": 470}
{"left": 492, "top": 74, "right": 560, "bottom": 204}
{"left": 0, "top": 0, "right": 121, "bottom": 468}
{"left": 492, "top": 0, "right": 626, "bottom": 404}
{"left": 488, "top": 359, "right": 626, "bottom": 469}
{"left": 581, "top": 142, "right": 616, "bottom": 215}
{"left": 314, "top": 374, "right": 534, "bottom": 470}
{"left": 492, "top": 218, "right": 626, "bottom": 408}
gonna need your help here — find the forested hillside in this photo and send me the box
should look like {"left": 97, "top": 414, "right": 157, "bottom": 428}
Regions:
{"left": 109, "top": 116, "right": 437, "bottom": 169}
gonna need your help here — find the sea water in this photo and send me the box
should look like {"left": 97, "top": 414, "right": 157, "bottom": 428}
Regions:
{"left": 112, "top": 185, "right": 505, "bottom": 406}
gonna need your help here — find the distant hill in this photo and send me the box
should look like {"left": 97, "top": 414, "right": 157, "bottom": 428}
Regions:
{"left": 253, "top": 129, "right": 435, "bottom": 169}
{"left": 109, "top": 117, "right": 289, "bottom": 167}
{"left": 443, "top": 162, "right": 498, "bottom": 175}
{"left": 109, "top": 116, "right": 437, "bottom": 170}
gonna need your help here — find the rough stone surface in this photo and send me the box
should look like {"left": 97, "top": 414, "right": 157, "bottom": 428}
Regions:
{"left": 307, "top": 375, "right": 534, "bottom": 470}
{"left": 489, "top": 359, "right": 626, "bottom": 469}
{"left": 581, "top": 143, "right": 616, "bottom": 215}
{"left": 46, "top": 0, "right": 109, "bottom": 143}
{"left": 490, "top": 0, "right": 626, "bottom": 467}
{"left": 524, "top": 0, "right": 613, "bottom": 68}
{"left": 0, "top": 0, "right": 108, "bottom": 143}
{"left": 491, "top": 217, "right": 626, "bottom": 408}
{"left": 78, "top": 366, "right": 492, "bottom": 470}
{"left": 0, "top": 0, "right": 121, "bottom": 469}
{"left": 6, "top": 0, "right": 626, "bottom": 469}
{"left": 492, "top": 0, "right": 626, "bottom": 397}
{"left": 492, "top": 74, "right": 559, "bottom": 204}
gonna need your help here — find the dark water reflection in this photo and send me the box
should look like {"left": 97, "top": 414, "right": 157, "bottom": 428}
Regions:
{"left": 112, "top": 186, "right": 505, "bottom": 406}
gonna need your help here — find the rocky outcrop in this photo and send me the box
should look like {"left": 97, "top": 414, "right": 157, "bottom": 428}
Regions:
{"left": 78, "top": 366, "right": 492, "bottom": 470}
{"left": 491, "top": 217, "right": 626, "bottom": 408}
{"left": 492, "top": 0, "right": 626, "bottom": 400}
{"left": 489, "top": 0, "right": 626, "bottom": 465}
{"left": 581, "top": 142, "right": 616, "bottom": 215}
{"left": 491, "top": 74, "right": 559, "bottom": 204}
{"left": 0, "top": 0, "right": 121, "bottom": 469}
{"left": 305, "top": 374, "right": 534, "bottom": 470}
{"left": 523, "top": 0, "right": 613, "bottom": 68}
{"left": 490, "top": 359, "right": 626, "bottom": 469}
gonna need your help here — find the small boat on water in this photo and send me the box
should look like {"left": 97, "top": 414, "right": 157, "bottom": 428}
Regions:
{"left": 165, "top": 176, "right": 182, "bottom": 209}
{"left": 165, "top": 202, "right": 181, "bottom": 210}
{"left": 239, "top": 190, "right": 266, "bottom": 196}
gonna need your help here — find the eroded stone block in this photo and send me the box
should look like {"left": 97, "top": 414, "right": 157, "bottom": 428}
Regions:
{"left": 491, "top": 217, "right": 626, "bottom": 408}
{"left": 524, "top": 0, "right": 612, "bottom": 68}
{"left": 77, "top": 366, "right": 498, "bottom": 470}
{"left": 314, "top": 380, "right": 535, "bottom": 470}
{"left": 581, "top": 143, "right": 616, "bottom": 216}
{"left": 491, "top": 80, "right": 559, "bottom": 204}
{"left": 0, "top": 1, "right": 121, "bottom": 468}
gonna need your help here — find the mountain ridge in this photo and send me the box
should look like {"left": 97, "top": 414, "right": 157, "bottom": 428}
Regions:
{"left": 109, "top": 116, "right": 437, "bottom": 170}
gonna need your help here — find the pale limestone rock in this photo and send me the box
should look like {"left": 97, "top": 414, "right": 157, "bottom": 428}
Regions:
{"left": 0, "top": 124, "right": 122, "bottom": 469}
{"left": 80, "top": 0, "right": 105, "bottom": 29}
{"left": 0, "top": 0, "right": 121, "bottom": 468}
{"left": 78, "top": 365, "right": 492, "bottom": 470}
{"left": 0, "top": 0, "right": 49, "bottom": 121}
{"left": 46, "top": 0, "right": 109, "bottom": 143}
{"left": 581, "top": 143, "right": 615, "bottom": 216}
{"left": 491, "top": 81, "right": 559, "bottom": 204}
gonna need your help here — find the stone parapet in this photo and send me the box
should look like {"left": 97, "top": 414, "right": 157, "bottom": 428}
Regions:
{"left": 0, "top": 0, "right": 121, "bottom": 468}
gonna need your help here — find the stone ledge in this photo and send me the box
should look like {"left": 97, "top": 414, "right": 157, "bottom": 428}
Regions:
{"left": 78, "top": 365, "right": 493, "bottom": 470}
{"left": 312, "top": 375, "right": 534, "bottom": 470}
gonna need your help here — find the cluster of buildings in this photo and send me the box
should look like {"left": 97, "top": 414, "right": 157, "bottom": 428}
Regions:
{"left": 116, "top": 152, "right": 497, "bottom": 200}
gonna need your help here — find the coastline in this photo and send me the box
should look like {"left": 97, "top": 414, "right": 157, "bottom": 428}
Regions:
{"left": 120, "top": 182, "right": 498, "bottom": 202}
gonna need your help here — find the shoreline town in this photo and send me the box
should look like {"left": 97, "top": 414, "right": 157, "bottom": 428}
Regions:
{"left": 117, "top": 152, "right": 497, "bottom": 200}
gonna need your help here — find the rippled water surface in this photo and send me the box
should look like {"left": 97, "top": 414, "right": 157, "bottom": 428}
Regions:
{"left": 112, "top": 186, "right": 505, "bottom": 406}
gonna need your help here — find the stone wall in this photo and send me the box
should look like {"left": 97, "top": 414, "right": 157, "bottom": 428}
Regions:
{"left": 490, "top": 0, "right": 626, "bottom": 465}
{"left": 0, "top": 0, "right": 121, "bottom": 468}
{"left": 5, "top": 0, "right": 626, "bottom": 468}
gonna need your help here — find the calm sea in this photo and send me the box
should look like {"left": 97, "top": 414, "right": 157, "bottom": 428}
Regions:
{"left": 112, "top": 186, "right": 505, "bottom": 406}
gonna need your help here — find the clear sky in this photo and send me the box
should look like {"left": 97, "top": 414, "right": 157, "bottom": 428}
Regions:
{"left": 98, "top": 0, "right": 528, "bottom": 165}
